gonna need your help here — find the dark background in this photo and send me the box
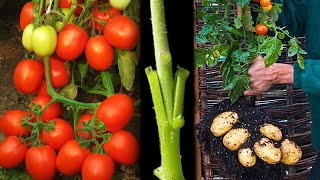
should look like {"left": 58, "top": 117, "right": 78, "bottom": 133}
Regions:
{"left": 140, "top": 1, "right": 195, "bottom": 179}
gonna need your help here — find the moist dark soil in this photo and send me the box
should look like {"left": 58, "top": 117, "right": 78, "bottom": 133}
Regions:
{"left": 0, "top": 1, "right": 141, "bottom": 179}
{"left": 196, "top": 97, "right": 287, "bottom": 180}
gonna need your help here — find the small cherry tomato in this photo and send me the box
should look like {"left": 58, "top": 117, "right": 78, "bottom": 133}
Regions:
{"left": 262, "top": 4, "right": 272, "bottom": 12}
{"left": 255, "top": 24, "right": 268, "bottom": 35}
{"left": 103, "top": 130, "right": 139, "bottom": 165}
{"left": 41, "top": 118, "right": 75, "bottom": 151}
{"left": 56, "top": 140, "right": 90, "bottom": 176}
{"left": 0, "top": 136, "right": 28, "bottom": 168}
{"left": 82, "top": 154, "right": 115, "bottom": 180}
{"left": 25, "top": 145, "right": 57, "bottom": 180}
{"left": 260, "top": 0, "right": 271, "bottom": 7}
{"left": 0, "top": 110, "right": 29, "bottom": 137}
{"left": 13, "top": 59, "right": 44, "bottom": 94}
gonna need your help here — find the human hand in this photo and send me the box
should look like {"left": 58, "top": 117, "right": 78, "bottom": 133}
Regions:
{"left": 243, "top": 56, "right": 294, "bottom": 96}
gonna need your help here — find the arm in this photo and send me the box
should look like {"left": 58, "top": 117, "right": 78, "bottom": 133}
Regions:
{"left": 244, "top": 58, "right": 320, "bottom": 96}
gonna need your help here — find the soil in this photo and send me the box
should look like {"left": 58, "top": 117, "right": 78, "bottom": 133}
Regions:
{"left": 0, "top": 1, "right": 140, "bottom": 179}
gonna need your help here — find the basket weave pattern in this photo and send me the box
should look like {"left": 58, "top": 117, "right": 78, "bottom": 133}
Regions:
{"left": 195, "top": 1, "right": 317, "bottom": 179}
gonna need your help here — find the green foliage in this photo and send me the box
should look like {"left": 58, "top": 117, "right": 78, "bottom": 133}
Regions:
{"left": 195, "top": 0, "right": 306, "bottom": 103}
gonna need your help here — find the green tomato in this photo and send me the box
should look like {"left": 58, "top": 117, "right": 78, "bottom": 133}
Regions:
{"left": 22, "top": 23, "right": 34, "bottom": 52}
{"left": 31, "top": 25, "right": 57, "bottom": 57}
{"left": 54, "top": 8, "right": 75, "bottom": 31}
{"left": 109, "top": 0, "right": 131, "bottom": 10}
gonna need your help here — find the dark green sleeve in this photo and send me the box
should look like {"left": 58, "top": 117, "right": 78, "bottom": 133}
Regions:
{"left": 294, "top": 60, "right": 320, "bottom": 95}
{"left": 273, "top": 0, "right": 307, "bottom": 37}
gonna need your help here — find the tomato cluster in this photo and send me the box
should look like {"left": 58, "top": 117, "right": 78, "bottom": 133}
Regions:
{"left": 252, "top": 0, "right": 272, "bottom": 12}
{"left": 1, "top": 0, "right": 140, "bottom": 179}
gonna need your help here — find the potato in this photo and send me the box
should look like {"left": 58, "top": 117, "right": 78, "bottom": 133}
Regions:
{"left": 238, "top": 148, "right": 256, "bottom": 167}
{"left": 280, "top": 139, "right": 302, "bottom": 165}
{"left": 210, "top": 111, "right": 239, "bottom": 137}
{"left": 254, "top": 138, "right": 281, "bottom": 165}
{"left": 260, "top": 123, "right": 282, "bottom": 141}
{"left": 223, "top": 128, "right": 250, "bottom": 151}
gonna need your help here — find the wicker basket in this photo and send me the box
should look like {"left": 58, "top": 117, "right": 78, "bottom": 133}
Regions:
{"left": 194, "top": 1, "right": 317, "bottom": 179}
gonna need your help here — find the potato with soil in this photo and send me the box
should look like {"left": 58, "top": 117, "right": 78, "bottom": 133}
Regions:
{"left": 254, "top": 138, "right": 281, "bottom": 164}
{"left": 238, "top": 148, "right": 256, "bottom": 167}
{"left": 223, "top": 128, "right": 250, "bottom": 151}
{"left": 260, "top": 123, "right": 282, "bottom": 141}
{"left": 280, "top": 139, "right": 302, "bottom": 165}
{"left": 210, "top": 111, "right": 239, "bottom": 137}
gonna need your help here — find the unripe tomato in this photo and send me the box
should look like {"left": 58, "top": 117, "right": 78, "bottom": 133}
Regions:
{"left": 262, "top": 4, "right": 272, "bottom": 12}
{"left": 22, "top": 23, "right": 34, "bottom": 52}
{"left": 260, "top": 0, "right": 271, "bottom": 7}
{"left": 31, "top": 25, "right": 57, "bottom": 57}
{"left": 255, "top": 24, "right": 268, "bottom": 35}
{"left": 109, "top": 0, "right": 131, "bottom": 10}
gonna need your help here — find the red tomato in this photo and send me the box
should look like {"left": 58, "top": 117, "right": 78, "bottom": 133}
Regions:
{"left": 56, "top": 24, "right": 88, "bottom": 61}
{"left": 56, "top": 140, "right": 90, "bottom": 176}
{"left": 104, "top": 15, "right": 140, "bottom": 50}
{"left": 260, "top": 0, "right": 271, "bottom": 7}
{"left": 20, "top": 2, "right": 35, "bottom": 31}
{"left": 91, "top": 8, "right": 122, "bottom": 31}
{"left": 0, "top": 136, "right": 28, "bottom": 168}
{"left": 103, "top": 130, "right": 139, "bottom": 165}
{"left": 37, "top": 81, "right": 49, "bottom": 96}
{"left": 41, "top": 118, "right": 74, "bottom": 151}
{"left": 48, "top": 56, "right": 70, "bottom": 88}
{"left": 77, "top": 113, "right": 95, "bottom": 140}
{"left": 25, "top": 145, "right": 57, "bottom": 180}
{"left": 0, "top": 110, "right": 29, "bottom": 137}
{"left": 85, "top": 36, "right": 114, "bottom": 71}
{"left": 30, "top": 95, "right": 63, "bottom": 123}
{"left": 82, "top": 154, "right": 114, "bottom": 180}
{"left": 13, "top": 59, "right": 44, "bottom": 94}
{"left": 59, "top": 0, "right": 83, "bottom": 16}
{"left": 255, "top": 24, "right": 268, "bottom": 35}
{"left": 96, "top": 94, "right": 134, "bottom": 133}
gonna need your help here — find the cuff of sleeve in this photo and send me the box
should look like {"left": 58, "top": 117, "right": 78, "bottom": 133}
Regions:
{"left": 293, "top": 63, "right": 302, "bottom": 89}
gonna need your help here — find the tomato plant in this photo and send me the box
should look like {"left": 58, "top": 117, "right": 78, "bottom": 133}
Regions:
{"left": 20, "top": 2, "right": 35, "bottom": 31}
{"left": 48, "top": 56, "right": 70, "bottom": 88}
{"left": 31, "top": 25, "right": 57, "bottom": 57}
{"left": 85, "top": 35, "right": 114, "bottom": 71}
{"left": 195, "top": 0, "right": 306, "bottom": 103}
{"left": 25, "top": 145, "right": 57, "bottom": 180}
{"left": 104, "top": 15, "right": 140, "bottom": 50}
{"left": 30, "top": 95, "right": 63, "bottom": 123}
{"left": 103, "top": 130, "right": 139, "bottom": 165}
{"left": 56, "top": 140, "right": 90, "bottom": 176}
{"left": 0, "top": 110, "right": 29, "bottom": 137}
{"left": 0, "top": 136, "right": 28, "bottom": 168}
{"left": 56, "top": 24, "right": 88, "bottom": 61}
{"left": 41, "top": 118, "right": 75, "bottom": 151}
{"left": 96, "top": 93, "right": 134, "bottom": 133}
{"left": 13, "top": 59, "right": 44, "bottom": 94}
{"left": 82, "top": 154, "right": 115, "bottom": 180}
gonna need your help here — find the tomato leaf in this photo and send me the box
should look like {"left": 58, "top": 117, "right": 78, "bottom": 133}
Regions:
{"left": 78, "top": 63, "right": 88, "bottom": 80}
{"left": 194, "top": 48, "right": 208, "bottom": 67}
{"left": 60, "top": 74, "right": 78, "bottom": 100}
{"left": 234, "top": 16, "right": 243, "bottom": 29}
{"left": 237, "top": 0, "right": 250, "bottom": 7}
{"left": 260, "top": 37, "right": 283, "bottom": 67}
{"left": 297, "top": 53, "right": 305, "bottom": 69}
{"left": 229, "top": 76, "right": 250, "bottom": 103}
{"left": 118, "top": 51, "right": 137, "bottom": 91}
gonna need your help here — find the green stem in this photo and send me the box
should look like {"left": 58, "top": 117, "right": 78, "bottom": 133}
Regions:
{"left": 44, "top": 57, "right": 100, "bottom": 109}
{"left": 145, "top": 68, "right": 184, "bottom": 180}
{"left": 73, "top": 108, "right": 80, "bottom": 140}
{"left": 150, "top": 0, "right": 174, "bottom": 126}
{"left": 50, "top": 0, "right": 60, "bottom": 26}
{"left": 56, "top": 2, "right": 77, "bottom": 32}
{"left": 76, "top": 0, "right": 95, "bottom": 25}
